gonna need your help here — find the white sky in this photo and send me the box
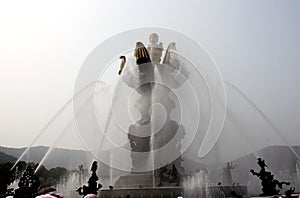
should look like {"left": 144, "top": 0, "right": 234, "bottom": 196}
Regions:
{"left": 0, "top": 0, "right": 299, "bottom": 148}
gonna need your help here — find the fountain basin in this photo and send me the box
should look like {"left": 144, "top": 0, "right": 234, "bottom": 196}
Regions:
{"left": 100, "top": 187, "right": 183, "bottom": 198}
{"left": 99, "top": 185, "right": 247, "bottom": 198}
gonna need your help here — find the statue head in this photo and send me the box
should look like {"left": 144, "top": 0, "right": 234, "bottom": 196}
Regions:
{"left": 149, "top": 33, "right": 159, "bottom": 44}
{"left": 147, "top": 33, "right": 163, "bottom": 63}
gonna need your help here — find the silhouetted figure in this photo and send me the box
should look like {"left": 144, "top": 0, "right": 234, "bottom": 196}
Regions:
{"left": 108, "top": 185, "right": 113, "bottom": 190}
{"left": 157, "top": 181, "right": 163, "bottom": 187}
{"left": 77, "top": 161, "right": 102, "bottom": 197}
{"left": 15, "top": 166, "right": 40, "bottom": 198}
{"left": 169, "top": 164, "right": 180, "bottom": 186}
{"left": 222, "top": 162, "right": 236, "bottom": 185}
{"left": 257, "top": 158, "right": 267, "bottom": 171}
{"left": 147, "top": 33, "right": 163, "bottom": 63}
{"left": 155, "top": 164, "right": 182, "bottom": 186}
{"left": 90, "top": 161, "right": 97, "bottom": 173}
{"left": 78, "top": 164, "right": 87, "bottom": 186}
{"left": 285, "top": 187, "right": 295, "bottom": 198}
{"left": 250, "top": 158, "right": 290, "bottom": 196}
{"left": 157, "top": 164, "right": 168, "bottom": 186}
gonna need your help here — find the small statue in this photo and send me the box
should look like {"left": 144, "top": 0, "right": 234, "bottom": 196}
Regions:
{"left": 257, "top": 158, "right": 267, "bottom": 171}
{"left": 90, "top": 161, "right": 97, "bottom": 173}
{"left": 147, "top": 33, "right": 163, "bottom": 63}
{"left": 250, "top": 158, "right": 290, "bottom": 196}
{"left": 77, "top": 161, "right": 102, "bottom": 197}
{"left": 156, "top": 164, "right": 169, "bottom": 187}
{"left": 156, "top": 164, "right": 181, "bottom": 187}
{"left": 285, "top": 187, "right": 295, "bottom": 198}
{"left": 169, "top": 164, "right": 180, "bottom": 186}
{"left": 222, "top": 162, "right": 236, "bottom": 185}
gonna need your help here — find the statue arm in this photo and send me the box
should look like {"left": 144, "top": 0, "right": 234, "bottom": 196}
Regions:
{"left": 97, "top": 183, "right": 102, "bottom": 190}
{"left": 230, "top": 163, "right": 236, "bottom": 169}
{"left": 250, "top": 169, "right": 260, "bottom": 177}
{"left": 76, "top": 187, "right": 83, "bottom": 195}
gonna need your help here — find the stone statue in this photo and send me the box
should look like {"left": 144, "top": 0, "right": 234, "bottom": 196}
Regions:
{"left": 222, "top": 162, "right": 236, "bottom": 185}
{"left": 257, "top": 158, "right": 267, "bottom": 171}
{"left": 285, "top": 187, "right": 295, "bottom": 198}
{"left": 169, "top": 164, "right": 181, "bottom": 186}
{"left": 147, "top": 33, "right": 163, "bottom": 63}
{"left": 115, "top": 33, "right": 187, "bottom": 187}
{"left": 77, "top": 161, "right": 102, "bottom": 197}
{"left": 134, "top": 41, "right": 154, "bottom": 125}
{"left": 156, "top": 164, "right": 181, "bottom": 186}
{"left": 250, "top": 158, "right": 290, "bottom": 196}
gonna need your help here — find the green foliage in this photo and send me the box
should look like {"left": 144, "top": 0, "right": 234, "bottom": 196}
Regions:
{"left": 36, "top": 165, "right": 68, "bottom": 188}
{"left": 0, "top": 161, "right": 26, "bottom": 196}
{"left": 14, "top": 161, "right": 27, "bottom": 178}
{"left": 0, "top": 161, "right": 69, "bottom": 196}
{"left": 0, "top": 162, "right": 15, "bottom": 196}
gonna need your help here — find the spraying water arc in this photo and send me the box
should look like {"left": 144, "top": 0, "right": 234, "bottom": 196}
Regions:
{"left": 225, "top": 81, "right": 300, "bottom": 161}
{"left": 11, "top": 80, "right": 108, "bottom": 171}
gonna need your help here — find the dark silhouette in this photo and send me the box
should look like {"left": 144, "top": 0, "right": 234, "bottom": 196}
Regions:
{"left": 108, "top": 185, "right": 113, "bottom": 190}
{"left": 157, "top": 164, "right": 168, "bottom": 186}
{"left": 0, "top": 162, "right": 16, "bottom": 197}
{"left": 285, "top": 187, "right": 295, "bottom": 198}
{"left": 156, "top": 164, "right": 181, "bottom": 186}
{"left": 76, "top": 161, "right": 102, "bottom": 197}
{"left": 90, "top": 161, "right": 97, "bottom": 173}
{"left": 169, "top": 164, "right": 180, "bottom": 186}
{"left": 257, "top": 158, "right": 267, "bottom": 171}
{"left": 250, "top": 158, "right": 290, "bottom": 196}
{"left": 15, "top": 165, "right": 40, "bottom": 198}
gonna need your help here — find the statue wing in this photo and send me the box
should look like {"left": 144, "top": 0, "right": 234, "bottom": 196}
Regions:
{"left": 134, "top": 42, "right": 151, "bottom": 64}
{"left": 163, "top": 42, "right": 176, "bottom": 65}
{"left": 118, "top": 56, "right": 126, "bottom": 75}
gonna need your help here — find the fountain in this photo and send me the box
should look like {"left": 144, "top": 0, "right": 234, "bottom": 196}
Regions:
{"left": 98, "top": 32, "right": 246, "bottom": 197}
{"left": 11, "top": 28, "right": 300, "bottom": 197}
{"left": 99, "top": 34, "right": 186, "bottom": 197}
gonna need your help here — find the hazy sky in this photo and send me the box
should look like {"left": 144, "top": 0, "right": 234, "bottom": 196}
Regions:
{"left": 0, "top": 0, "right": 299, "bottom": 148}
